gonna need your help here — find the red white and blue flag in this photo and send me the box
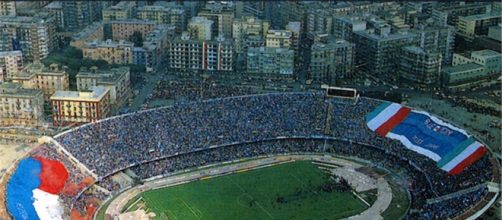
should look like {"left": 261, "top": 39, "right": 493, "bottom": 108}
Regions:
{"left": 366, "top": 102, "right": 487, "bottom": 175}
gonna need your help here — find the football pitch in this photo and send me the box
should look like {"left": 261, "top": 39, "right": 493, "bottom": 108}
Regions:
{"left": 133, "top": 160, "right": 368, "bottom": 220}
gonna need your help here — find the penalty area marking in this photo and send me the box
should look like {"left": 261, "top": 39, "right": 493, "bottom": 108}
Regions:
{"left": 226, "top": 176, "right": 274, "bottom": 219}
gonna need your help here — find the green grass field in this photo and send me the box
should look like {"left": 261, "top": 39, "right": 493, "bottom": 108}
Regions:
{"left": 133, "top": 160, "right": 367, "bottom": 220}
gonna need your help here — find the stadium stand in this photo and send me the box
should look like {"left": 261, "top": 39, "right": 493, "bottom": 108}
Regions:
{"left": 2, "top": 92, "right": 499, "bottom": 220}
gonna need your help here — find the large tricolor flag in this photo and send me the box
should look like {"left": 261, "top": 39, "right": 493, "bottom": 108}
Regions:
{"left": 366, "top": 102, "right": 487, "bottom": 175}
{"left": 6, "top": 156, "right": 69, "bottom": 220}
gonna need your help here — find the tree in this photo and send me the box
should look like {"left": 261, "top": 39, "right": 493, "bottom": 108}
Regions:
{"left": 129, "top": 31, "right": 144, "bottom": 47}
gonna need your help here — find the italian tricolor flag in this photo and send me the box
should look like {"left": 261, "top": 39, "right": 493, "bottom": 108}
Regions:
{"left": 366, "top": 102, "right": 487, "bottom": 175}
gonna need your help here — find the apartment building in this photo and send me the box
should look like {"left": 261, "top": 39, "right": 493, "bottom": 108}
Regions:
{"left": 169, "top": 33, "right": 233, "bottom": 72}
{"left": 0, "top": 82, "right": 44, "bottom": 127}
{"left": 77, "top": 66, "right": 131, "bottom": 107}
{"left": 0, "top": 1, "right": 16, "bottom": 16}
{"left": 83, "top": 39, "right": 134, "bottom": 65}
{"left": 102, "top": 1, "right": 136, "bottom": 22}
{"left": 309, "top": 39, "right": 355, "bottom": 83}
{"left": 353, "top": 24, "right": 417, "bottom": 80}
{"left": 247, "top": 47, "right": 294, "bottom": 75}
{"left": 0, "top": 12, "right": 58, "bottom": 62}
{"left": 399, "top": 46, "right": 442, "bottom": 89}
{"left": 10, "top": 63, "right": 69, "bottom": 100}
{"left": 109, "top": 19, "right": 157, "bottom": 41}
{"left": 0, "top": 50, "right": 23, "bottom": 82}
{"left": 70, "top": 22, "right": 104, "bottom": 49}
{"left": 266, "top": 30, "right": 292, "bottom": 48}
{"left": 188, "top": 16, "right": 214, "bottom": 41}
{"left": 198, "top": 2, "right": 235, "bottom": 37}
{"left": 232, "top": 16, "right": 269, "bottom": 54}
{"left": 50, "top": 86, "right": 111, "bottom": 126}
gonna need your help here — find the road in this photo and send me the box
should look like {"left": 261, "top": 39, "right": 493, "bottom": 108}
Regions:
{"left": 130, "top": 72, "right": 161, "bottom": 112}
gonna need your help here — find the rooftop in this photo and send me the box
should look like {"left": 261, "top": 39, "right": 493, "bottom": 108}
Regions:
{"left": 189, "top": 16, "right": 214, "bottom": 25}
{"left": 312, "top": 39, "right": 354, "bottom": 50}
{"left": 286, "top": 22, "right": 301, "bottom": 33}
{"left": 137, "top": 5, "right": 171, "bottom": 12}
{"left": 0, "top": 82, "right": 43, "bottom": 97}
{"left": 109, "top": 19, "right": 156, "bottom": 25}
{"left": 471, "top": 49, "right": 501, "bottom": 58}
{"left": 77, "top": 67, "right": 130, "bottom": 84}
{"left": 0, "top": 50, "right": 22, "bottom": 57}
{"left": 51, "top": 86, "right": 109, "bottom": 101}
{"left": 85, "top": 39, "right": 134, "bottom": 48}
{"left": 72, "top": 22, "right": 103, "bottom": 40}
{"left": 267, "top": 30, "right": 292, "bottom": 38}
{"left": 443, "top": 63, "right": 484, "bottom": 74}
{"left": 354, "top": 29, "right": 416, "bottom": 41}
{"left": 248, "top": 47, "right": 294, "bottom": 54}
{"left": 403, "top": 46, "right": 426, "bottom": 55}
{"left": 105, "top": 1, "right": 136, "bottom": 11}
{"left": 14, "top": 63, "right": 66, "bottom": 79}
{"left": 0, "top": 12, "right": 53, "bottom": 25}
{"left": 44, "top": 1, "right": 62, "bottom": 10}
{"left": 460, "top": 13, "right": 502, "bottom": 22}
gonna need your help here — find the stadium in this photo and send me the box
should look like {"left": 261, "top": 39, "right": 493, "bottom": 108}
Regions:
{"left": 0, "top": 92, "right": 500, "bottom": 220}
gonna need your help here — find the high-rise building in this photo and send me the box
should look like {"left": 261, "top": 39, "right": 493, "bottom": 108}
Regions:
{"left": 198, "top": 2, "right": 235, "bottom": 37}
{"left": 0, "top": 1, "right": 16, "bottom": 16}
{"left": 62, "top": 1, "right": 103, "bottom": 33}
{"left": 50, "top": 86, "right": 111, "bottom": 126}
{"left": 43, "top": 1, "right": 64, "bottom": 30}
{"left": 168, "top": 33, "right": 233, "bottom": 72}
{"left": 0, "top": 12, "right": 58, "bottom": 62}
{"left": 77, "top": 66, "right": 130, "bottom": 107}
{"left": 0, "top": 82, "right": 44, "bottom": 127}
{"left": 399, "top": 46, "right": 442, "bottom": 89}
{"left": 188, "top": 16, "right": 214, "bottom": 41}
{"left": 10, "top": 63, "right": 69, "bottom": 100}
{"left": 309, "top": 39, "right": 355, "bottom": 84}
{"left": 307, "top": 8, "right": 333, "bottom": 34}
{"left": 0, "top": 50, "right": 23, "bottom": 82}
{"left": 83, "top": 39, "right": 134, "bottom": 65}
{"left": 286, "top": 22, "right": 301, "bottom": 54}
{"left": 241, "top": 1, "right": 271, "bottom": 20}
{"left": 247, "top": 47, "right": 294, "bottom": 75}
{"left": 412, "top": 24, "right": 455, "bottom": 65}
{"left": 232, "top": 16, "right": 269, "bottom": 54}
{"left": 353, "top": 24, "right": 417, "bottom": 80}
{"left": 333, "top": 16, "right": 367, "bottom": 42}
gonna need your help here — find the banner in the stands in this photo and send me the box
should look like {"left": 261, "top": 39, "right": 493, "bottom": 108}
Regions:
{"left": 366, "top": 102, "right": 487, "bottom": 175}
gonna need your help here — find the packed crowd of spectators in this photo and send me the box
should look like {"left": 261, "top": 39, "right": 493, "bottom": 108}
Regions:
{"left": 420, "top": 187, "right": 488, "bottom": 219}
{"left": 51, "top": 92, "right": 495, "bottom": 219}
{"left": 56, "top": 93, "right": 326, "bottom": 176}
{"left": 149, "top": 77, "right": 265, "bottom": 102}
